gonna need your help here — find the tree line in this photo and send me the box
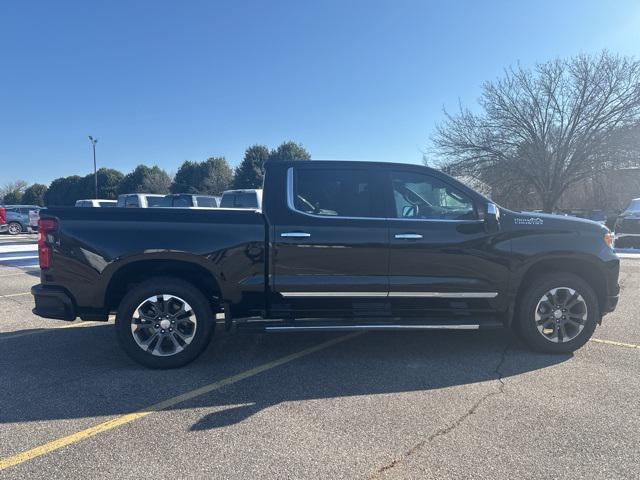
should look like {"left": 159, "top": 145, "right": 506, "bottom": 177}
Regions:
{"left": 1, "top": 141, "right": 310, "bottom": 206}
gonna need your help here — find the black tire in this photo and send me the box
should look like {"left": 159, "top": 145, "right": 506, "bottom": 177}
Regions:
{"left": 115, "top": 277, "right": 215, "bottom": 368}
{"left": 516, "top": 273, "right": 599, "bottom": 354}
{"left": 7, "top": 222, "right": 22, "bottom": 235}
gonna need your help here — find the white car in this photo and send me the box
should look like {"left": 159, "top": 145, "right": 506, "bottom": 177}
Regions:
{"left": 75, "top": 199, "right": 117, "bottom": 207}
{"left": 116, "top": 194, "right": 165, "bottom": 208}
{"left": 220, "top": 189, "right": 263, "bottom": 209}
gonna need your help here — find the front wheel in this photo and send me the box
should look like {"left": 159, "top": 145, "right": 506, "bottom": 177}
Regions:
{"left": 115, "top": 277, "right": 215, "bottom": 368}
{"left": 7, "top": 222, "right": 22, "bottom": 235}
{"left": 516, "top": 273, "right": 599, "bottom": 354}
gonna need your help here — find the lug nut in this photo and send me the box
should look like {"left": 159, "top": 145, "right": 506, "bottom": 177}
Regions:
{"left": 169, "top": 328, "right": 173, "bottom": 332}
{"left": 161, "top": 329, "right": 165, "bottom": 333}
{"left": 155, "top": 324, "right": 159, "bottom": 328}
{"left": 171, "top": 320, "right": 175, "bottom": 324}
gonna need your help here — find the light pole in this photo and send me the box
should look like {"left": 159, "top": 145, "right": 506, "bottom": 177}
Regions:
{"left": 88, "top": 136, "right": 98, "bottom": 199}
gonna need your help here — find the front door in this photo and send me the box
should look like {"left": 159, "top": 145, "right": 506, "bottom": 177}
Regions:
{"left": 386, "top": 169, "right": 509, "bottom": 319}
{"left": 272, "top": 166, "right": 390, "bottom": 319}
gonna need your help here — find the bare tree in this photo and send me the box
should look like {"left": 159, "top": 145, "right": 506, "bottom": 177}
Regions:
{"left": 433, "top": 52, "right": 640, "bottom": 212}
{"left": 1, "top": 180, "right": 28, "bottom": 203}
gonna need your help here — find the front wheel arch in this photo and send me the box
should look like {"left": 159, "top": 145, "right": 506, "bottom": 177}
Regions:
{"left": 515, "top": 272, "right": 600, "bottom": 353}
{"left": 514, "top": 257, "right": 607, "bottom": 320}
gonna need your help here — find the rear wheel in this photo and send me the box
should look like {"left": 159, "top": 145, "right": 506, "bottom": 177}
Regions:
{"left": 115, "top": 277, "right": 215, "bottom": 368}
{"left": 7, "top": 222, "right": 22, "bottom": 235}
{"left": 516, "top": 273, "right": 599, "bottom": 354}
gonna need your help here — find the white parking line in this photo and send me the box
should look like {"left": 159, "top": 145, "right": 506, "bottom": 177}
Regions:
{"left": 0, "top": 244, "right": 38, "bottom": 253}
{"left": 617, "top": 253, "right": 640, "bottom": 259}
{"left": 0, "top": 243, "right": 40, "bottom": 270}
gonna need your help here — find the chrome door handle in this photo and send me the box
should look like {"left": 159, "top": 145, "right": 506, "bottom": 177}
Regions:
{"left": 281, "top": 232, "right": 311, "bottom": 238}
{"left": 394, "top": 233, "right": 423, "bottom": 239}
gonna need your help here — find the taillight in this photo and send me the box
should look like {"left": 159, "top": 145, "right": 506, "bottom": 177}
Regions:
{"left": 604, "top": 232, "right": 614, "bottom": 249}
{"left": 38, "top": 218, "right": 58, "bottom": 269}
{"left": 0, "top": 207, "right": 6, "bottom": 225}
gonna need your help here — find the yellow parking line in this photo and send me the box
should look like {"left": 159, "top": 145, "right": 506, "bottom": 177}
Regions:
{"left": 0, "top": 332, "right": 361, "bottom": 472}
{"left": 590, "top": 338, "right": 639, "bottom": 349}
{"left": 0, "top": 292, "right": 31, "bottom": 299}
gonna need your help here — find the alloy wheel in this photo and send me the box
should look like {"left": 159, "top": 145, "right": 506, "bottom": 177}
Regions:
{"left": 8, "top": 223, "right": 22, "bottom": 235}
{"left": 534, "top": 287, "right": 587, "bottom": 343}
{"left": 130, "top": 294, "right": 197, "bottom": 356}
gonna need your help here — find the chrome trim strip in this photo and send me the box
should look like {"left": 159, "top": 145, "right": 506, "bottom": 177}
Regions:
{"left": 615, "top": 233, "right": 640, "bottom": 238}
{"left": 387, "top": 218, "right": 483, "bottom": 224}
{"left": 388, "top": 292, "right": 498, "bottom": 298}
{"left": 285, "top": 167, "right": 483, "bottom": 223}
{"left": 394, "top": 233, "right": 423, "bottom": 239}
{"left": 265, "top": 324, "right": 480, "bottom": 332}
{"left": 280, "top": 292, "right": 388, "bottom": 298}
{"left": 280, "top": 232, "right": 311, "bottom": 238}
{"left": 280, "top": 291, "right": 498, "bottom": 298}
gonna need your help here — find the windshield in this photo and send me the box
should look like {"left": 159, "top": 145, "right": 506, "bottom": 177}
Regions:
{"left": 625, "top": 199, "right": 640, "bottom": 213}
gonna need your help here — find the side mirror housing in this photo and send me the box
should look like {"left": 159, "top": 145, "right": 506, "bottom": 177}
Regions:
{"left": 484, "top": 202, "right": 501, "bottom": 232}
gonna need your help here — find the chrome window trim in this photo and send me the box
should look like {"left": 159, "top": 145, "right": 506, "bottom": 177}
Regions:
{"left": 280, "top": 291, "right": 498, "bottom": 298}
{"left": 286, "top": 167, "right": 483, "bottom": 223}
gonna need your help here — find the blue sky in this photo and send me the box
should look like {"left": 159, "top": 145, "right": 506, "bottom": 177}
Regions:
{"left": 1, "top": 0, "right": 639, "bottom": 185}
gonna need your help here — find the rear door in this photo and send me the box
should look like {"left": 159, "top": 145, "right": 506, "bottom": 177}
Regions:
{"left": 271, "top": 165, "right": 390, "bottom": 318}
{"left": 386, "top": 168, "right": 509, "bottom": 318}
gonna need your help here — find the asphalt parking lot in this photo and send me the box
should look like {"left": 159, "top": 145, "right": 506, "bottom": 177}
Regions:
{"left": 1, "top": 234, "right": 639, "bottom": 479}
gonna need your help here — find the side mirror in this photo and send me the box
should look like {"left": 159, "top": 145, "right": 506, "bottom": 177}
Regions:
{"left": 402, "top": 205, "right": 417, "bottom": 217}
{"left": 484, "top": 202, "right": 501, "bottom": 232}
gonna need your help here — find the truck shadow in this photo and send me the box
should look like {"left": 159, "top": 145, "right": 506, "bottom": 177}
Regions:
{"left": 0, "top": 324, "right": 570, "bottom": 428}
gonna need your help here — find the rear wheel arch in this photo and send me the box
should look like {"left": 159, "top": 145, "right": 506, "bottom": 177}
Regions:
{"left": 104, "top": 259, "right": 222, "bottom": 313}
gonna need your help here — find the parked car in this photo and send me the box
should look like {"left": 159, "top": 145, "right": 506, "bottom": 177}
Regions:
{"left": 1, "top": 205, "right": 40, "bottom": 235}
{"left": 75, "top": 199, "right": 117, "bottom": 208}
{"left": 0, "top": 207, "right": 6, "bottom": 233}
{"left": 154, "top": 194, "right": 220, "bottom": 208}
{"left": 116, "top": 194, "right": 165, "bottom": 208}
{"left": 32, "top": 160, "right": 619, "bottom": 368}
{"left": 220, "top": 189, "right": 262, "bottom": 209}
{"left": 614, "top": 198, "right": 640, "bottom": 249}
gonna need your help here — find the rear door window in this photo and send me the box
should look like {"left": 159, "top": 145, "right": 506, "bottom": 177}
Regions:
{"left": 292, "top": 168, "right": 374, "bottom": 218}
{"left": 146, "top": 196, "right": 165, "bottom": 207}
{"left": 196, "top": 196, "right": 218, "bottom": 207}
{"left": 125, "top": 196, "right": 139, "bottom": 208}
{"left": 233, "top": 193, "right": 258, "bottom": 208}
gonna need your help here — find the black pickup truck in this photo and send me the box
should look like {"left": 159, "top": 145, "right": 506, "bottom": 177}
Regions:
{"left": 32, "top": 161, "right": 620, "bottom": 368}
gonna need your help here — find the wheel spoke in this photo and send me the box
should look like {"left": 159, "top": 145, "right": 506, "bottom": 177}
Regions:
{"left": 168, "top": 333, "right": 183, "bottom": 353}
{"left": 139, "top": 331, "right": 160, "bottom": 349}
{"left": 536, "top": 314, "right": 552, "bottom": 325}
{"left": 151, "top": 336, "right": 165, "bottom": 355}
{"left": 558, "top": 324, "right": 568, "bottom": 342}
